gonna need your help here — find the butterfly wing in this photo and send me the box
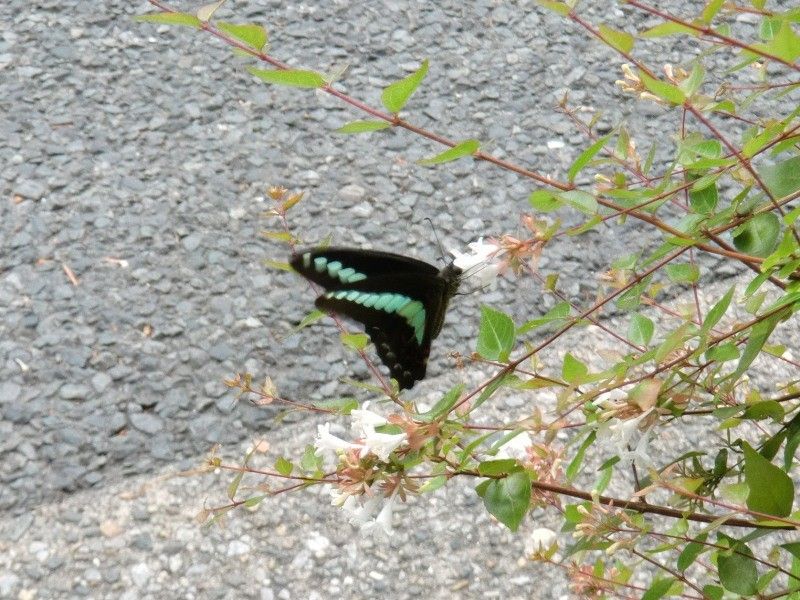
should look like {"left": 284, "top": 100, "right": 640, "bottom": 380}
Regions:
{"left": 290, "top": 248, "right": 460, "bottom": 389}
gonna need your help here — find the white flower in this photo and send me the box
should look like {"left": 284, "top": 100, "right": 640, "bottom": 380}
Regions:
{"left": 595, "top": 409, "right": 655, "bottom": 468}
{"left": 360, "top": 488, "right": 398, "bottom": 537}
{"left": 361, "top": 430, "right": 408, "bottom": 461}
{"left": 350, "top": 401, "right": 388, "bottom": 434}
{"left": 450, "top": 238, "right": 503, "bottom": 287}
{"left": 527, "top": 527, "right": 557, "bottom": 554}
{"left": 624, "top": 428, "right": 654, "bottom": 469}
{"left": 342, "top": 493, "right": 381, "bottom": 528}
{"left": 314, "top": 423, "right": 358, "bottom": 458}
{"left": 332, "top": 485, "right": 397, "bottom": 537}
{"left": 495, "top": 431, "right": 532, "bottom": 461}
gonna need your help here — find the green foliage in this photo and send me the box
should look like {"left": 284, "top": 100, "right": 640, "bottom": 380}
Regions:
{"left": 336, "top": 120, "right": 392, "bottom": 134}
{"left": 381, "top": 59, "right": 429, "bottom": 113}
{"left": 742, "top": 442, "right": 794, "bottom": 518}
{"left": 217, "top": 22, "right": 268, "bottom": 50}
{"left": 476, "top": 306, "right": 515, "bottom": 361}
{"left": 340, "top": 332, "right": 369, "bottom": 351}
{"left": 477, "top": 471, "right": 531, "bottom": 532}
{"left": 628, "top": 313, "right": 655, "bottom": 346}
{"left": 146, "top": 2, "right": 800, "bottom": 595}
{"left": 248, "top": 67, "right": 326, "bottom": 87}
{"left": 717, "top": 538, "right": 759, "bottom": 596}
{"left": 732, "top": 213, "right": 782, "bottom": 257}
{"left": 418, "top": 139, "right": 480, "bottom": 165}
{"left": 415, "top": 384, "right": 464, "bottom": 421}
{"left": 135, "top": 12, "right": 202, "bottom": 27}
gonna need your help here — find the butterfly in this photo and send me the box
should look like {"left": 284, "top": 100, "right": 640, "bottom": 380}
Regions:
{"left": 290, "top": 248, "right": 462, "bottom": 390}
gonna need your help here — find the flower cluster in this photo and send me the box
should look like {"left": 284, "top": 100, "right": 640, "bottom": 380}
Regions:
{"left": 314, "top": 403, "right": 408, "bottom": 462}
{"left": 314, "top": 403, "right": 410, "bottom": 536}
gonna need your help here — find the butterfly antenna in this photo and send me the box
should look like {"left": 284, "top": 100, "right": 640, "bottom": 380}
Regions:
{"left": 424, "top": 217, "right": 448, "bottom": 265}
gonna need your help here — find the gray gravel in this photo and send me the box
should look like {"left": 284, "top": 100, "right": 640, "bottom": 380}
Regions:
{"left": 1, "top": 0, "right": 795, "bottom": 597}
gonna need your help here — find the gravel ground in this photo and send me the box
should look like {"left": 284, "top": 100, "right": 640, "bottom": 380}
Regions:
{"left": 1, "top": 0, "right": 795, "bottom": 598}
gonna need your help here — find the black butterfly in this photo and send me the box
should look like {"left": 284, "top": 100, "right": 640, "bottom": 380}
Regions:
{"left": 290, "top": 248, "right": 462, "bottom": 390}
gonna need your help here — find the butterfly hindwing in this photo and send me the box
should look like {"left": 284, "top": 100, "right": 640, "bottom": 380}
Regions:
{"left": 290, "top": 248, "right": 461, "bottom": 389}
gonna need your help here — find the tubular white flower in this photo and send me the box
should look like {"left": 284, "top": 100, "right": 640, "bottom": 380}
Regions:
{"left": 314, "top": 423, "right": 358, "bottom": 457}
{"left": 361, "top": 488, "right": 398, "bottom": 537}
{"left": 343, "top": 494, "right": 381, "bottom": 528}
{"left": 495, "top": 431, "right": 532, "bottom": 461}
{"left": 450, "top": 238, "right": 503, "bottom": 287}
{"left": 596, "top": 409, "right": 655, "bottom": 468}
{"left": 350, "top": 401, "right": 388, "bottom": 434}
{"left": 528, "top": 527, "right": 557, "bottom": 554}
{"left": 361, "top": 430, "right": 408, "bottom": 461}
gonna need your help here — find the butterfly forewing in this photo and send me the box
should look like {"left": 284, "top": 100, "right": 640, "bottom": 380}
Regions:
{"left": 290, "top": 248, "right": 461, "bottom": 389}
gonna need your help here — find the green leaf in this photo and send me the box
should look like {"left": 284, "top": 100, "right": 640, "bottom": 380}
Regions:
{"left": 640, "top": 21, "right": 697, "bottom": 37}
{"left": 717, "top": 541, "right": 759, "bottom": 596}
{"left": 598, "top": 25, "right": 634, "bottom": 54}
{"left": 312, "top": 397, "right": 358, "bottom": 414}
{"left": 537, "top": 0, "right": 570, "bottom": 15}
{"left": 760, "top": 16, "right": 783, "bottom": 40}
{"left": 419, "top": 475, "right": 447, "bottom": 494}
{"left": 677, "top": 533, "right": 708, "bottom": 570}
{"left": 688, "top": 174, "right": 719, "bottom": 214}
{"left": 481, "top": 471, "right": 531, "bottom": 532}
{"left": 666, "top": 263, "right": 700, "bottom": 284}
{"left": 781, "top": 542, "right": 800, "bottom": 560}
{"left": 243, "top": 494, "right": 266, "bottom": 508}
{"left": 742, "top": 123, "right": 784, "bottom": 158}
{"left": 732, "top": 213, "right": 781, "bottom": 258}
{"left": 227, "top": 470, "right": 243, "bottom": 499}
{"left": 518, "top": 301, "right": 571, "bottom": 334}
{"left": 741, "top": 400, "right": 783, "bottom": 422}
{"left": 300, "top": 444, "right": 323, "bottom": 472}
{"left": 733, "top": 311, "right": 782, "bottom": 379}
{"left": 701, "top": 286, "right": 734, "bottom": 335}
{"left": 754, "top": 20, "right": 800, "bottom": 62}
{"left": 416, "top": 384, "right": 464, "bottom": 421}
{"left": 529, "top": 190, "right": 562, "bottom": 211}
{"left": 135, "top": 12, "right": 202, "bottom": 27}
{"left": 247, "top": 67, "right": 326, "bottom": 88}
{"left": 640, "top": 72, "right": 686, "bottom": 105}
{"left": 680, "top": 62, "right": 705, "bottom": 96}
{"left": 292, "top": 309, "right": 325, "bottom": 334}
{"left": 478, "top": 459, "right": 520, "bottom": 476}
{"left": 473, "top": 374, "right": 512, "bottom": 412}
{"left": 784, "top": 413, "right": 800, "bottom": 470}
{"left": 566, "top": 431, "right": 596, "bottom": 482}
{"left": 705, "top": 342, "right": 739, "bottom": 362}
{"left": 628, "top": 313, "right": 655, "bottom": 346}
{"left": 217, "top": 22, "right": 268, "bottom": 50}
{"left": 274, "top": 456, "right": 293, "bottom": 476}
{"left": 264, "top": 258, "right": 292, "bottom": 271}
{"left": 742, "top": 441, "right": 794, "bottom": 517}
{"left": 381, "top": 59, "right": 429, "bottom": 113}
{"left": 562, "top": 353, "right": 588, "bottom": 384}
{"left": 760, "top": 156, "right": 800, "bottom": 198}
{"left": 568, "top": 133, "right": 613, "bottom": 183}
{"left": 701, "top": 0, "right": 725, "bottom": 23}
{"left": 341, "top": 332, "right": 369, "bottom": 351}
{"left": 701, "top": 585, "right": 724, "bottom": 600}
{"left": 418, "top": 139, "right": 480, "bottom": 166}
{"left": 641, "top": 577, "right": 676, "bottom": 600}
{"left": 477, "top": 306, "right": 515, "bottom": 361}
{"left": 335, "top": 120, "right": 392, "bottom": 134}
{"left": 558, "top": 190, "right": 597, "bottom": 215}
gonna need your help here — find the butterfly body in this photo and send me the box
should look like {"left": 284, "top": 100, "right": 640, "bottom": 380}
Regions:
{"left": 290, "top": 248, "right": 462, "bottom": 390}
